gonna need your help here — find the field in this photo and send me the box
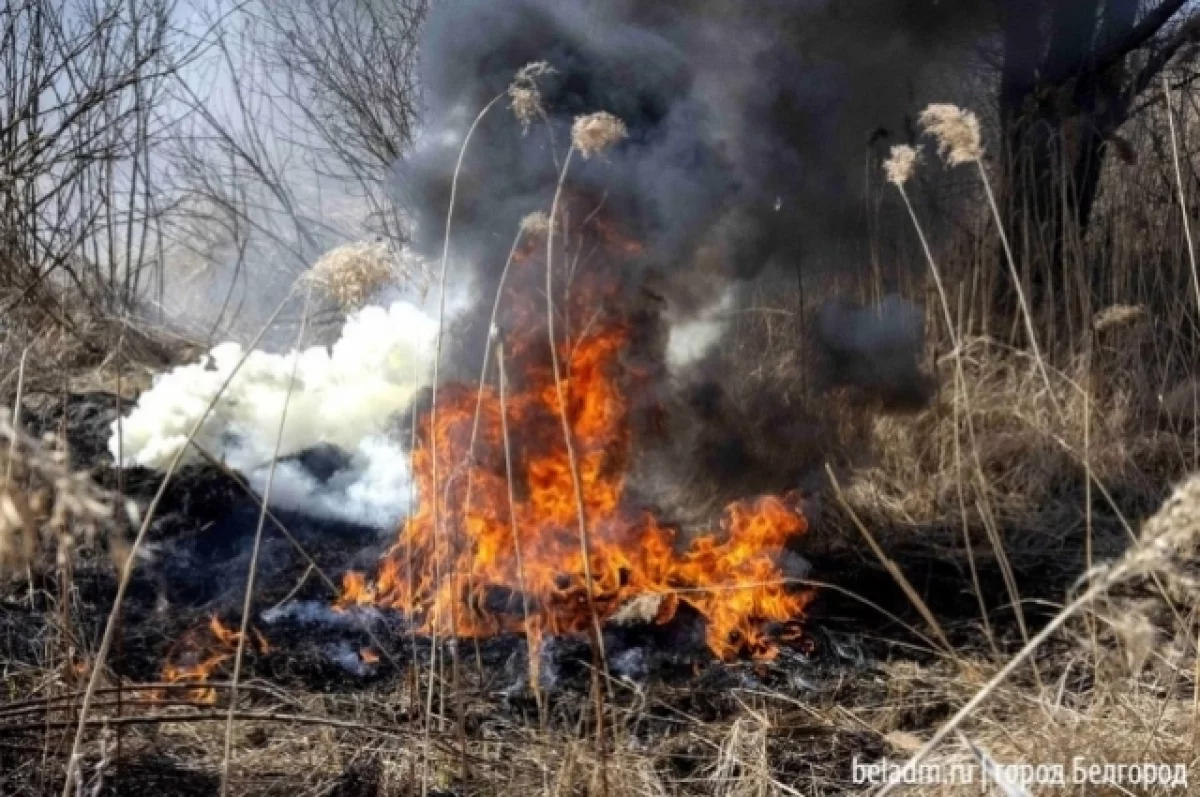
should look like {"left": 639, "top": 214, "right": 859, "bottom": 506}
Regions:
{"left": 6, "top": 1, "right": 1200, "bottom": 796}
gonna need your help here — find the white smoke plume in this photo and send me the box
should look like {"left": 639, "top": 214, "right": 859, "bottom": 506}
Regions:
{"left": 665, "top": 289, "right": 735, "bottom": 374}
{"left": 110, "top": 300, "right": 439, "bottom": 529}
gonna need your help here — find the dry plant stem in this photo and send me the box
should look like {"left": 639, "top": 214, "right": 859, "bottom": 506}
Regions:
{"left": 3, "top": 347, "right": 27, "bottom": 488}
{"left": 187, "top": 446, "right": 353, "bottom": 597}
{"left": 9, "top": 347, "right": 37, "bottom": 611}
{"left": 405, "top": 379, "right": 420, "bottom": 778}
{"left": 546, "top": 146, "right": 610, "bottom": 797}
{"left": 826, "top": 465, "right": 953, "bottom": 654}
{"left": 6, "top": 349, "right": 29, "bottom": 607}
{"left": 426, "top": 89, "right": 504, "bottom": 796}
{"left": 894, "top": 185, "right": 995, "bottom": 650}
{"left": 959, "top": 166, "right": 1064, "bottom": 676}
{"left": 18, "top": 711, "right": 442, "bottom": 743}
{"left": 973, "top": 498, "right": 1041, "bottom": 689}
{"left": 59, "top": 288, "right": 298, "bottom": 797}
{"left": 874, "top": 563, "right": 1128, "bottom": 797}
{"left": 0, "top": 682, "right": 284, "bottom": 718}
{"left": 545, "top": 146, "right": 609, "bottom": 679}
{"left": 269, "top": 563, "right": 315, "bottom": 610}
{"left": 1163, "top": 75, "right": 1200, "bottom": 739}
{"left": 975, "top": 160, "right": 1062, "bottom": 421}
{"left": 1163, "top": 77, "right": 1200, "bottom": 328}
{"left": 219, "top": 287, "right": 311, "bottom": 797}
{"left": 1162, "top": 76, "right": 1200, "bottom": 480}
{"left": 464, "top": 228, "right": 526, "bottom": 486}
{"left": 112, "top": 320, "right": 126, "bottom": 777}
{"left": 1083, "top": 333, "right": 1099, "bottom": 665}
{"left": 459, "top": 225, "right": 527, "bottom": 676}
{"left": 497, "top": 340, "right": 544, "bottom": 726}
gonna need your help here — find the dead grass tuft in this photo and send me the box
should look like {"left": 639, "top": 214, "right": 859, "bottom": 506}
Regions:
{"left": 0, "top": 409, "right": 121, "bottom": 573}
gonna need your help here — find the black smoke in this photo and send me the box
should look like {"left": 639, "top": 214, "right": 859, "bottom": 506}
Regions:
{"left": 395, "top": 0, "right": 991, "bottom": 511}
{"left": 398, "top": 0, "right": 992, "bottom": 309}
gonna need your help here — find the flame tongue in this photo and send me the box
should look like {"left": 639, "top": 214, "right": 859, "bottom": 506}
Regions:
{"left": 161, "top": 616, "right": 269, "bottom": 703}
{"left": 340, "top": 224, "right": 813, "bottom": 660}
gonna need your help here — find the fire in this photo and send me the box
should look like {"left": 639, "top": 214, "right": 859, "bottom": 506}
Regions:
{"left": 339, "top": 217, "right": 814, "bottom": 660}
{"left": 161, "top": 615, "right": 269, "bottom": 703}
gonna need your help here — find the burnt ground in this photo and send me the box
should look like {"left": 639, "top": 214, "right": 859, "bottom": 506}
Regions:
{"left": 0, "top": 391, "right": 1124, "bottom": 795}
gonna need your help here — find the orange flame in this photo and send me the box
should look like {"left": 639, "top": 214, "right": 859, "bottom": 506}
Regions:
{"left": 339, "top": 218, "right": 813, "bottom": 660}
{"left": 160, "top": 615, "right": 270, "bottom": 703}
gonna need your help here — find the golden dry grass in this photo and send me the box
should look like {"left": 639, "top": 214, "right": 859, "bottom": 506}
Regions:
{"left": 7, "top": 86, "right": 1200, "bottom": 797}
{"left": 0, "top": 408, "right": 119, "bottom": 574}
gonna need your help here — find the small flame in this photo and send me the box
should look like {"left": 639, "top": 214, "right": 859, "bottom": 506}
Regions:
{"left": 209, "top": 615, "right": 237, "bottom": 646}
{"left": 360, "top": 648, "right": 380, "bottom": 665}
{"left": 338, "top": 571, "right": 375, "bottom": 608}
{"left": 160, "top": 615, "right": 270, "bottom": 704}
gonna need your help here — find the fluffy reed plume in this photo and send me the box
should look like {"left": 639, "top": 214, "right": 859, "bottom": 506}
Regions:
{"left": 884, "top": 144, "right": 921, "bottom": 186}
{"left": 1093, "top": 303, "right": 1148, "bottom": 332}
{"left": 520, "top": 210, "right": 551, "bottom": 237}
{"left": 508, "top": 61, "right": 554, "bottom": 133}
{"left": 305, "top": 241, "right": 402, "bottom": 312}
{"left": 876, "top": 472, "right": 1200, "bottom": 794}
{"left": 1130, "top": 472, "right": 1200, "bottom": 578}
{"left": 571, "top": 111, "right": 628, "bottom": 158}
{"left": 918, "top": 104, "right": 983, "bottom": 165}
{"left": 0, "top": 410, "right": 118, "bottom": 573}
{"left": 917, "top": 102, "right": 1060, "bottom": 421}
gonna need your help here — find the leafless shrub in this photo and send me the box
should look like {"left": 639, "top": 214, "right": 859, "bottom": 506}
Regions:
{"left": 0, "top": 0, "right": 188, "bottom": 330}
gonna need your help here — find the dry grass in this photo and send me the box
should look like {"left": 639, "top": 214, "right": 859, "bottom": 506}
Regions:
{"left": 7, "top": 86, "right": 1200, "bottom": 797}
{"left": 0, "top": 408, "right": 120, "bottom": 574}
{"left": 4, "top": 302, "right": 1199, "bottom": 793}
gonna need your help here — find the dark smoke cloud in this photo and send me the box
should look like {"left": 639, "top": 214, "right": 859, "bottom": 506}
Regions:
{"left": 399, "top": 0, "right": 992, "bottom": 311}
{"left": 396, "top": 0, "right": 990, "bottom": 512}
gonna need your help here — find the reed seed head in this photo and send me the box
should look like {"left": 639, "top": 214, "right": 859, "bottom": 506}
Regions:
{"left": 884, "top": 144, "right": 921, "bottom": 186}
{"left": 918, "top": 104, "right": 983, "bottom": 166}
{"left": 306, "top": 241, "right": 401, "bottom": 312}
{"left": 509, "top": 61, "right": 554, "bottom": 133}
{"left": 571, "top": 111, "right": 627, "bottom": 158}
{"left": 1093, "top": 304, "right": 1147, "bottom": 332}
{"left": 520, "top": 211, "right": 550, "bottom": 237}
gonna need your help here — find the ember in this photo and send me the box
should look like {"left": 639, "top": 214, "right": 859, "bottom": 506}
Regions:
{"left": 338, "top": 215, "right": 814, "bottom": 661}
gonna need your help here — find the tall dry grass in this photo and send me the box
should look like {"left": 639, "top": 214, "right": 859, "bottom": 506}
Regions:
{"left": 9, "top": 73, "right": 1200, "bottom": 797}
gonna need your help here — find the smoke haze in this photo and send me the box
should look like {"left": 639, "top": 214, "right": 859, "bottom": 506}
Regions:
{"left": 112, "top": 0, "right": 985, "bottom": 529}
{"left": 401, "top": 0, "right": 992, "bottom": 316}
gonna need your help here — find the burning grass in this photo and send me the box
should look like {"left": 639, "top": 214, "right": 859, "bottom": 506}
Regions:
{"left": 6, "top": 73, "right": 1200, "bottom": 796}
{"left": 4, "top": 285, "right": 1200, "bottom": 796}
{"left": 5, "top": 267, "right": 1196, "bottom": 795}
{"left": 336, "top": 241, "right": 814, "bottom": 660}
{"left": 160, "top": 616, "right": 271, "bottom": 704}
